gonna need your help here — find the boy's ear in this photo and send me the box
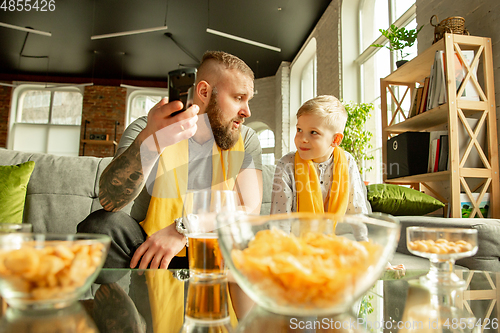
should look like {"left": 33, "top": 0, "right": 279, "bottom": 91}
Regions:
{"left": 331, "top": 133, "right": 343, "bottom": 147}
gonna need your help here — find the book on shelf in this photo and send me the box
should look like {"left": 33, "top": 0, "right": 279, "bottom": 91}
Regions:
{"left": 418, "top": 76, "right": 430, "bottom": 115}
{"left": 437, "top": 51, "right": 447, "bottom": 105}
{"left": 427, "top": 131, "right": 447, "bottom": 173}
{"left": 426, "top": 59, "right": 436, "bottom": 111}
{"left": 433, "top": 138, "right": 440, "bottom": 172}
{"left": 428, "top": 50, "right": 446, "bottom": 110}
{"left": 409, "top": 87, "right": 423, "bottom": 118}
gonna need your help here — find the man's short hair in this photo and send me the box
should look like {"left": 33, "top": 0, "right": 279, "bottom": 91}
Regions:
{"left": 296, "top": 95, "right": 348, "bottom": 134}
{"left": 197, "top": 51, "right": 254, "bottom": 85}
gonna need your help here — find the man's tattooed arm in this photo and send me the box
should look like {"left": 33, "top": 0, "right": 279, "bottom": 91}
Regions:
{"left": 99, "top": 137, "right": 158, "bottom": 212}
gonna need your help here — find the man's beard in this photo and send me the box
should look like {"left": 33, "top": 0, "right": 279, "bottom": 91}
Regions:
{"left": 206, "top": 91, "right": 243, "bottom": 150}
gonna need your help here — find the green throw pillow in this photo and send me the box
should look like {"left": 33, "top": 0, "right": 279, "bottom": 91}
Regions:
{"left": 366, "top": 184, "right": 444, "bottom": 216}
{"left": 0, "top": 161, "right": 35, "bottom": 224}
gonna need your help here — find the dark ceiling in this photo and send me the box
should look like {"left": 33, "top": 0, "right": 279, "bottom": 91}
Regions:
{"left": 0, "top": 0, "right": 332, "bottom": 85}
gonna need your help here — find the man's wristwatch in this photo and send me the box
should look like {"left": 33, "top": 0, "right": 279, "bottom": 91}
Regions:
{"left": 175, "top": 217, "right": 188, "bottom": 247}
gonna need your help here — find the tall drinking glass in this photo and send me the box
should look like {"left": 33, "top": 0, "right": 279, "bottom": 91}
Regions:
{"left": 182, "top": 190, "right": 240, "bottom": 279}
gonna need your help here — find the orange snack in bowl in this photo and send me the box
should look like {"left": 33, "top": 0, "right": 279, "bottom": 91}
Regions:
{"left": 231, "top": 228, "right": 382, "bottom": 308}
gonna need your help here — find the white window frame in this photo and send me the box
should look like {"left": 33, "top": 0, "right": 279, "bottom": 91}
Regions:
{"left": 344, "top": 2, "right": 417, "bottom": 182}
{"left": 8, "top": 84, "right": 84, "bottom": 155}
{"left": 289, "top": 37, "right": 317, "bottom": 153}
{"left": 258, "top": 128, "right": 276, "bottom": 165}
{"left": 125, "top": 87, "right": 169, "bottom": 127}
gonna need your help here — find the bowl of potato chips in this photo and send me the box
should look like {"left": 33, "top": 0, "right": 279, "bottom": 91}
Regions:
{"left": 0, "top": 233, "right": 110, "bottom": 309}
{"left": 217, "top": 213, "right": 400, "bottom": 316}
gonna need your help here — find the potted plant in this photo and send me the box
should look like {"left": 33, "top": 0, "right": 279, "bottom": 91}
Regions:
{"left": 340, "top": 101, "right": 374, "bottom": 175}
{"left": 371, "top": 24, "right": 424, "bottom": 67}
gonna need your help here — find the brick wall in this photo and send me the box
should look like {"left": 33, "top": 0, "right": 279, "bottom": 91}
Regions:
{"left": 80, "top": 86, "right": 127, "bottom": 157}
{"left": 314, "top": 0, "right": 342, "bottom": 98}
{"left": 249, "top": 76, "right": 276, "bottom": 131}
{"left": 0, "top": 86, "right": 12, "bottom": 148}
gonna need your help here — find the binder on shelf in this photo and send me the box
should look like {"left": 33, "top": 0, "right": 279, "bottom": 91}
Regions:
{"left": 387, "top": 132, "right": 430, "bottom": 179}
{"left": 428, "top": 138, "right": 439, "bottom": 173}
{"left": 437, "top": 135, "right": 449, "bottom": 171}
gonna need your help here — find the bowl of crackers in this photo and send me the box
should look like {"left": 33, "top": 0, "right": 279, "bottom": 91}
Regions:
{"left": 0, "top": 233, "right": 110, "bottom": 309}
{"left": 217, "top": 213, "right": 400, "bottom": 316}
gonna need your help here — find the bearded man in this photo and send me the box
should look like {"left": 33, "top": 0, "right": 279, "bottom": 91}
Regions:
{"left": 78, "top": 51, "right": 263, "bottom": 270}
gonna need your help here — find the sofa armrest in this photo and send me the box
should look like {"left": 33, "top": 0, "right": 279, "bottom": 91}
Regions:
{"left": 395, "top": 216, "right": 500, "bottom": 271}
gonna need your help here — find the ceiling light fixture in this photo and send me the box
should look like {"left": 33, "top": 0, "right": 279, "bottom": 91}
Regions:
{"left": 206, "top": 28, "right": 281, "bottom": 52}
{"left": 43, "top": 83, "right": 94, "bottom": 90}
{"left": 0, "top": 22, "right": 52, "bottom": 37}
{"left": 91, "top": 26, "right": 168, "bottom": 40}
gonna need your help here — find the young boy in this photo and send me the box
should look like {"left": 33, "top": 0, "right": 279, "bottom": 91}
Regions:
{"left": 270, "top": 95, "right": 405, "bottom": 274}
{"left": 271, "top": 95, "right": 371, "bottom": 216}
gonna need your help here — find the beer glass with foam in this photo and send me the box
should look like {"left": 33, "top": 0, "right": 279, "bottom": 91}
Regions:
{"left": 182, "top": 190, "right": 239, "bottom": 278}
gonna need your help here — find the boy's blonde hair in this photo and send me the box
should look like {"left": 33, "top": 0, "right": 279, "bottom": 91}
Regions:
{"left": 296, "top": 95, "right": 348, "bottom": 134}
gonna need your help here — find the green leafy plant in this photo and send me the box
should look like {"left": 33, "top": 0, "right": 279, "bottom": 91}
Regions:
{"left": 371, "top": 24, "right": 424, "bottom": 59}
{"left": 340, "top": 102, "right": 374, "bottom": 175}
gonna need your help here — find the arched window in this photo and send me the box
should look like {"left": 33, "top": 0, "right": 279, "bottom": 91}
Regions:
{"left": 9, "top": 85, "right": 83, "bottom": 156}
{"left": 258, "top": 129, "right": 275, "bottom": 165}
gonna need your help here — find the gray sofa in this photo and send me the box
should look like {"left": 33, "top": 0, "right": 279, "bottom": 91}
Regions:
{"left": 1, "top": 149, "right": 499, "bottom": 272}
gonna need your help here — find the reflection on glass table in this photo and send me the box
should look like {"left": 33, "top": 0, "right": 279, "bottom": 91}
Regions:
{"left": 0, "top": 269, "right": 498, "bottom": 333}
{"left": 0, "top": 302, "right": 98, "bottom": 333}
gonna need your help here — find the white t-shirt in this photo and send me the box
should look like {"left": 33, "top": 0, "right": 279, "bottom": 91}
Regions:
{"left": 116, "top": 115, "right": 262, "bottom": 222}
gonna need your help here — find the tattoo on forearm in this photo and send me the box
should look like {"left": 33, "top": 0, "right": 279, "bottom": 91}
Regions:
{"left": 99, "top": 139, "right": 149, "bottom": 212}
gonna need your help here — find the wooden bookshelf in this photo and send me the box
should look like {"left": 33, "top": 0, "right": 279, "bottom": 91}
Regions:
{"left": 81, "top": 120, "right": 119, "bottom": 156}
{"left": 380, "top": 34, "right": 499, "bottom": 218}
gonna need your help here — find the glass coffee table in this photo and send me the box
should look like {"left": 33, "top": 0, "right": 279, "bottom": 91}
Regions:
{"left": 0, "top": 269, "right": 498, "bottom": 332}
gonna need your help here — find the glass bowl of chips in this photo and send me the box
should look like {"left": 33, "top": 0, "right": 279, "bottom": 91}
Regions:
{"left": 217, "top": 213, "right": 400, "bottom": 316}
{"left": 0, "top": 233, "right": 111, "bottom": 310}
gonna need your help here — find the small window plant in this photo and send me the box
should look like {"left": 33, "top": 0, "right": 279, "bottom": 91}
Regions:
{"left": 371, "top": 24, "right": 424, "bottom": 64}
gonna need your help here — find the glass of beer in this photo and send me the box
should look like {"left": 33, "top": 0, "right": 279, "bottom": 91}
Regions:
{"left": 182, "top": 190, "right": 240, "bottom": 278}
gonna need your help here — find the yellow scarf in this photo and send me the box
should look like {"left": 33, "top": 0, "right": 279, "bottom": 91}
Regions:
{"left": 140, "top": 135, "right": 245, "bottom": 246}
{"left": 294, "top": 146, "right": 349, "bottom": 218}
{"left": 141, "top": 134, "right": 244, "bottom": 332}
